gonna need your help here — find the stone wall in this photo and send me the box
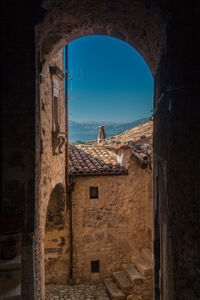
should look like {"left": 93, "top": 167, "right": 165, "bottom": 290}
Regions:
{"left": 44, "top": 184, "right": 70, "bottom": 284}
{"left": 70, "top": 155, "right": 152, "bottom": 283}
{"left": 35, "top": 48, "right": 70, "bottom": 291}
{"left": 37, "top": 0, "right": 162, "bottom": 74}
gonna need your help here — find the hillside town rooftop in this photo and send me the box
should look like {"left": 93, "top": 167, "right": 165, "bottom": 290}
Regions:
{"left": 99, "top": 120, "right": 153, "bottom": 166}
{"left": 69, "top": 121, "right": 153, "bottom": 175}
{"left": 69, "top": 145, "right": 127, "bottom": 176}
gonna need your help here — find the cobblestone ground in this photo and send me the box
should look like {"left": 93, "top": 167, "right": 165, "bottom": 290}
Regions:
{"left": 45, "top": 283, "right": 111, "bottom": 300}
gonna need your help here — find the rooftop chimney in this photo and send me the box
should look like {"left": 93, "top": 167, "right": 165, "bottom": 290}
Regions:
{"left": 97, "top": 126, "right": 106, "bottom": 144}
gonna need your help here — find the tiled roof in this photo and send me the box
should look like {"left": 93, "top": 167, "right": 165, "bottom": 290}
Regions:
{"left": 99, "top": 121, "right": 153, "bottom": 166}
{"left": 104, "top": 121, "right": 152, "bottom": 144}
{"left": 69, "top": 121, "right": 153, "bottom": 175}
{"left": 69, "top": 145, "right": 127, "bottom": 176}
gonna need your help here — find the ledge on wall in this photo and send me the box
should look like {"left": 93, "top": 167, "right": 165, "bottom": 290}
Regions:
{"left": 49, "top": 65, "right": 64, "bottom": 80}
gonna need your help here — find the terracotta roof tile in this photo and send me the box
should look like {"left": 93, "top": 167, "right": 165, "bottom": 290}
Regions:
{"left": 69, "top": 145, "right": 127, "bottom": 176}
{"left": 69, "top": 121, "right": 153, "bottom": 175}
{"left": 99, "top": 121, "right": 153, "bottom": 166}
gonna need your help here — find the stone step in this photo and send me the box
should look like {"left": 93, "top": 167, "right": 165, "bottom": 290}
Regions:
{"left": 132, "top": 256, "right": 152, "bottom": 276}
{"left": 0, "top": 267, "right": 21, "bottom": 300}
{"left": 113, "top": 270, "right": 132, "bottom": 293}
{"left": 122, "top": 263, "right": 143, "bottom": 284}
{"left": 1, "top": 296, "right": 21, "bottom": 300}
{"left": 141, "top": 248, "right": 153, "bottom": 265}
{"left": 0, "top": 283, "right": 21, "bottom": 300}
{"left": 0, "top": 255, "right": 21, "bottom": 272}
{"left": 104, "top": 278, "right": 126, "bottom": 300}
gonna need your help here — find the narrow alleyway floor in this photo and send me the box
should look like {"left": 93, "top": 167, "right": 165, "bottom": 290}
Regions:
{"left": 45, "top": 283, "right": 111, "bottom": 300}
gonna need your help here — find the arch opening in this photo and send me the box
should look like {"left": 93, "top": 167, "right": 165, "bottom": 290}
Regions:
{"left": 36, "top": 0, "right": 163, "bottom": 75}
{"left": 45, "top": 183, "right": 65, "bottom": 233}
{"left": 44, "top": 184, "right": 70, "bottom": 285}
{"left": 40, "top": 35, "right": 154, "bottom": 300}
{"left": 35, "top": 2, "right": 163, "bottom": 299}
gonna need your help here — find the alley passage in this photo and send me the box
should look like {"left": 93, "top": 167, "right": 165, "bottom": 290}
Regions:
{"left": 45, "top": 283, "right": 111, "bottom": 300}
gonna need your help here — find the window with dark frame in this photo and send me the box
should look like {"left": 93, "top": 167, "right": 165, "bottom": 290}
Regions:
{"left": 91, "top": 260, "right": 99, "bottom": 273}
{"left": 90, "top": 186, "right": 98, "bottom": 199}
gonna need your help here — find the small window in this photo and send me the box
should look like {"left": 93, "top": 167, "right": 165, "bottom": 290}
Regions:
{"left": 90, "top": 187, "right": 98, "bottom": 199}
{"left": 91, "top": 260, "right": 99, "bottom": 273}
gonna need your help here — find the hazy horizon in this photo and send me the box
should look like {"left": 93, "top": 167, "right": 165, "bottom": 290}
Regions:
{"left": 68, "top": 117, "right": 150, "bottom": 142}
{"left": 68, "top": 117, "right": 151, "bottom": 125}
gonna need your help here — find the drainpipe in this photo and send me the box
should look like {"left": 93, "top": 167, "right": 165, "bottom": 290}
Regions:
{"left": 65, "top": 45, "right": 73, "bottom": 283}
{"left": 65, "top": 46, "right": 69, "bottom": 189}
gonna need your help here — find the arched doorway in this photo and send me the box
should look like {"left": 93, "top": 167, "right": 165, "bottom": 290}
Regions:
{"left": 1, "top": 1, "right": 198, "bottom": 300}
{"left": 45, "top": 183, "right": 70, "bottom": 285}
{"left": 34, "top": 1, "right": 163, "bottom": 299}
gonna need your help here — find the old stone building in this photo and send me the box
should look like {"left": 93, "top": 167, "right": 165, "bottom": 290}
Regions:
{"left": 1, "top": 1, "right": 199, "bottom": 300}
{"left": 69, "top": 122, "right": 153, "bottom": 299}
{"left": 44, "top": 121, "right": 153, "bottom": 299}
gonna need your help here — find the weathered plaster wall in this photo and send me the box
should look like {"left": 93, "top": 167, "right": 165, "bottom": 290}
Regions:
{"left": 71, "top": 157, "right": 152, "bottom": 283}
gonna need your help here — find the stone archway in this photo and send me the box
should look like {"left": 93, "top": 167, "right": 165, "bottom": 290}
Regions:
{"left": 35, "top": 2, "right": 164, "bottom": 299}
{"left": 34, "top": 2, "right": 199, "bottom": 300}
{"left": 36, "top": 0, "right": 164, "bottom": 74}
{"left": 1, "top": 1, "right": 198, "bottom": 300}
{"left": 44, "top": 183, "right": 70, "bottom": 285}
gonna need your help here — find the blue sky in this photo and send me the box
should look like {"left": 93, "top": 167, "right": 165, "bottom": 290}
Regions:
{"left": 67, "top": 35, "right": 153, "bottom": 123}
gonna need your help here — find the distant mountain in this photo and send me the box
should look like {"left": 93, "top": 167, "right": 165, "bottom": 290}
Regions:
{"left": 69, "top": 117, "right": 150, "bottom": 142}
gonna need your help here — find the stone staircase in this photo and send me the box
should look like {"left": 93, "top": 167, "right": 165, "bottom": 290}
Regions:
{"left": 104, "top": 249, "right": 153, "bottom": 300}
{"left": 0, "top": 234, "right": 21, "bottom": 300}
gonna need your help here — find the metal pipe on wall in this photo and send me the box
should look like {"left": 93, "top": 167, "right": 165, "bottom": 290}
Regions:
{"left": 64, "top": 45, "right": 73, "bottom": 283}
{"left": 65, "top": 45, "right": 69, "bottom": 189}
